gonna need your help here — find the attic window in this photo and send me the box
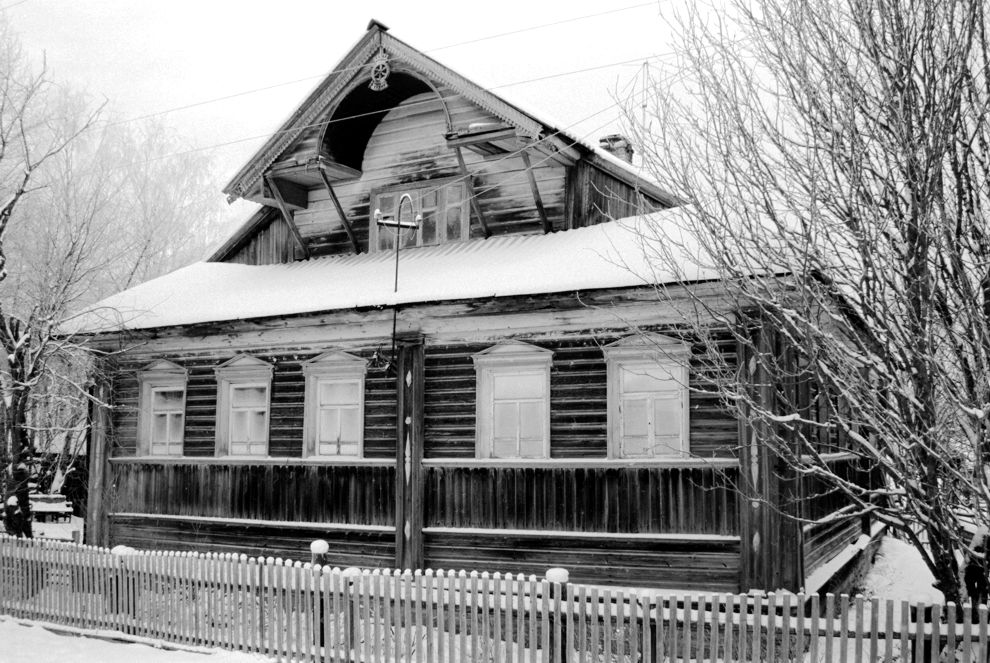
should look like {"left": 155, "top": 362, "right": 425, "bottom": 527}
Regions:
{"left": 371, "top": 178, "right": 468, "bottom": 251}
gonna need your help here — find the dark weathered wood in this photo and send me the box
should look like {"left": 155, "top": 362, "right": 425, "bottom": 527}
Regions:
{"left": 453, "top": 145, "right": 490, "bottom": 238}
{"left": 109, "top": 514, "right": 396, "bottom": 567}
{"left": 108, "top": 462, "right": 396, "bottom": 526}
{"left": 85, "top": 377, "right": 112, "bottom": 547}
{"left": 520, "top": 150, "right": 550, "bottom": 233}
{"left": 395, "top": 336, "right": 425, "bottom": 570}
{"left": 422, "top": 530, "right": 741, "bottom": 591}
{"left": 422, "top": 464, "right": 739, "bottom": 535}
{"left": 318, "top": 169, "right": 360, "bottom": 254}
{"left": 264, "top": 173, "right": 310, "bottom": 258}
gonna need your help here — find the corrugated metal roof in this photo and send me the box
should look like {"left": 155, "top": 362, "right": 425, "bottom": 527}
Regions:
{"left": 70, "top": 210, "right": 712, "bottom": 334}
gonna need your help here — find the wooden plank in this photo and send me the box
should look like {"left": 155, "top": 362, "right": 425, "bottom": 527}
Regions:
{"left": 264, "top": 173, "right": 309, "bottom": 259}
{"left": 454, "top": 146, "right": 491, "bottom": 238}
{"left": 519, "top": 151, "right": 551, "bottom": 233}
{"left": 318, "top": 169, "right": 360, "bottom": 254}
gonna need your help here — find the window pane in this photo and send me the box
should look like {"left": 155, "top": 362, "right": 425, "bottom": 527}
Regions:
{"left": 518, "top": 401, "right": 543, "bottom": 440}
{"left": 231, "top": 411, "right": 248, "bottom": 442}
{"left": 378, "top": 228, "right": 394, "bottom": 251}
{"left": 421, "top": 210, "right": 437, "bottom": 245}
{"left": 653, "top": 397, "right": 681, "bottom": 438}
{"left": 152, "top": 414, "right": 168, "bottom": 443}
{"left": 232, "top": 386, "right": 266, "bottom": 407}
{"left": 169, "top": 413, "right": 184, "bottom": 443}
{"left": 492, "top": 402, "right": 517, "bottom": 440}
{"left": 621, "top": 365, "right": 673, "bottom": 392}
{"left": 378, "top": 194, "right": 395, "bottom": 216}
{"left": 230, "top": 441, "right": 248, "bottom": 456}
{"left": 493, "top": 372, "right": 544, "bottom": 399}
{"left": 153, "top": 389, "right": 183, "bottom": 409}
{"left": 339, "top": 408, "right": 360, "bottom": 442}
{"left": 249, "top": 411, "right": 267, "bottom": 442}
{"left": 621, "top": 398, "right": 649, "bottom": 437}
{"left": 319, "top": 409, "right": 341, "bottom": 443}
{"left": 421, "top": 189, "right": 438, "bottom": 210}
{"left": 320, "top": 381, "right": 359, "bottom": 405}
{"left": 492, "top": 437, "right": 517, "bottom": 458}
{"left": 519, "top": 436, "right": 545, "bottom": 458}
{"left": 622, "top": 436, "right": 653, "bottom": 458}
{"left": 446, "top": 188, "right": 463, "bottom": 240}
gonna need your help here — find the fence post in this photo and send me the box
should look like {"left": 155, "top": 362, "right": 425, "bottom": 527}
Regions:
{"left": 546, "top": 567, "right": 569, "bottom": 662}
{"left": 310, "top": 539, "right": 329, "bottom": 566}
{"left": 341, "top": 566, "right": 361, "bottom": 654}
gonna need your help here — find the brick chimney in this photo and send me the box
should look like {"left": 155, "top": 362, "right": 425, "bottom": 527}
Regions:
{"left": 598, "top": 134, "right": 634, "bottom": 164}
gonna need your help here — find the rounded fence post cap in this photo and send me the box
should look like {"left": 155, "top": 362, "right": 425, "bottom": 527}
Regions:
{"left": 546, "top": 567, "right": 569, "bottom": 584}
{"left": 341, "top": 566, "right": 362, "bottom": 578}
{"left": 310, "top": 539, "right": 330, "bottom": 555}
{"left": 110, "top": 545, "right": 135, "bottom": 555}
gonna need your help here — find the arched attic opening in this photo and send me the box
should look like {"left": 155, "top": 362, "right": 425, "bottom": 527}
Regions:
{"left": 319, "top": 71, "right": 450, "bottom": 172}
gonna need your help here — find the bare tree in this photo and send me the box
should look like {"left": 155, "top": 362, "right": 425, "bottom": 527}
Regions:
{"left": 630, "top": 0, "right": 990, "bottom": 602}
{"left": 0, "top": 17, "right": 225, "bottom": 532}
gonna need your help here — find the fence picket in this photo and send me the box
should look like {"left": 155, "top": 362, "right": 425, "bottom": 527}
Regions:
{"left": 979, "top": 605, "right": 988, "bottom": 663}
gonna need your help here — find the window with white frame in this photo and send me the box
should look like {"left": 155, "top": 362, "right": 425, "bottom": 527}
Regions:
{"left": 214, "top": 355, "right": 273, "bottom": 457}
{"left": 473, "top": 342, "right": 553, "bottom": 459}
{"left": 370, "top": 179, "right": 468, "bottom": 252}
{"left": 137, "top": 359, "right": 187, "bottom": 456}
{"left": 302, "top": 351, "right": 367, "bottom": 457}
{"left": 604, "top": 334, "right": 690, "bottom": 458}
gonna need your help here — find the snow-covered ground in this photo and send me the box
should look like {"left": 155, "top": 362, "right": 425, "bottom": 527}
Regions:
{"left": 858, "top": 535, "right": 944, "bottom": 603}
{"left": 0, "top": 618, "right": 273, "bottom": 662}
{"left": 32, "top": 515, "right": 84, "bottom": 542}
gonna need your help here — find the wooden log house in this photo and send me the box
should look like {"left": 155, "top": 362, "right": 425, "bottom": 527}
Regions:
{"left": 77, "top": 21, "right": 871, "bottom": 592}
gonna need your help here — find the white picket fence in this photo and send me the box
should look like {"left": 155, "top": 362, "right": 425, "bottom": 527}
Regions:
{"left": 1, "top": 534, "right": 989, "bottom": 662}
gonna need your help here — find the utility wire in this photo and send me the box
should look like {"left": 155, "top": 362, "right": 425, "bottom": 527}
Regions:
{"left": 105, "top": 2, "right": 660, "bottom": 127}
{"left": 125, "top": 52, "right": 675, "bottom": 168}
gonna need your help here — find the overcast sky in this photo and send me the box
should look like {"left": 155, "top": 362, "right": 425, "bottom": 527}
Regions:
{"left": 5, "top": 0, "right": 676, "bottom": 233}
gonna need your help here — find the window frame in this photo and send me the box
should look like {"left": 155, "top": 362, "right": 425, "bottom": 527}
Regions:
{"left": 301, "top": 350, "right": 368, "bottom": 458}
{"left": 604, "top": 334, "right": 691, "bottom": 459}
{"left": 473, "top": 342, "right": 553, "bottom": 460}
{"left": 369, "top": 177, "right": 469, "bottom": 252}
{"left": 214, "top": 355, "right": 274, "bottom": 458}
{"left": 136, "top": 359, "right": 188, "bottom": 457}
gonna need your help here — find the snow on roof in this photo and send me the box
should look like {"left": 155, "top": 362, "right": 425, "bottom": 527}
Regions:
{"left": 70, "top": 208, "right": 715, "bottom": 334}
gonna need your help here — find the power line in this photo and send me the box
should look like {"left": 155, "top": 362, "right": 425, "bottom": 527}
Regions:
{"left": 105, "top": 2, "right": 660, "bottom": 127}
{"left": 124, "top": 52, "right": 675, "bottom": 168}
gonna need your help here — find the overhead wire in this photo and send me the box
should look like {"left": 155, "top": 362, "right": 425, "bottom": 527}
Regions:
{"left": 104, "top": 1, "right": 661, "bottom": 127}
{"left": 122, "top": 51, "right": 679, "bottom": 170}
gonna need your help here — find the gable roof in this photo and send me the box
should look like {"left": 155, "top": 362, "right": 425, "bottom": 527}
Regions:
{"left": 221, "top": 20, "right": 676, "bottom": 209}
{"left": 69, "top": 208, "right": 716, "bottom": 335}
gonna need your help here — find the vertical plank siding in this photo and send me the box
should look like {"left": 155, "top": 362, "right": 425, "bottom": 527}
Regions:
{"left": 422, "top": 465, "right": 739, "bottom": 535}
{"left": 109, "top": 462, "right": 395, "bottom": 526}
{"left": 4, "top": 535, "right": 988, "bottom": 663}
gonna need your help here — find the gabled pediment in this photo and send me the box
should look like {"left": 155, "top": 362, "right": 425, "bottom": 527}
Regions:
{"left": 301, "top": 350, "right": 368, "bottom": 375}
{"left": 214, "top": 354, "right": 274, "bottom": 378}
{"left": 473, "top": 341, "right": 553, "bottom": 367}
{"left": 139, "top": 359, "right": 186, "bottom": 375}
{"left": 604, "top": 333, "right": 691, "bottom": 359}
{"left": 222, "top": 21, "right": 578, "bottom": 206}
